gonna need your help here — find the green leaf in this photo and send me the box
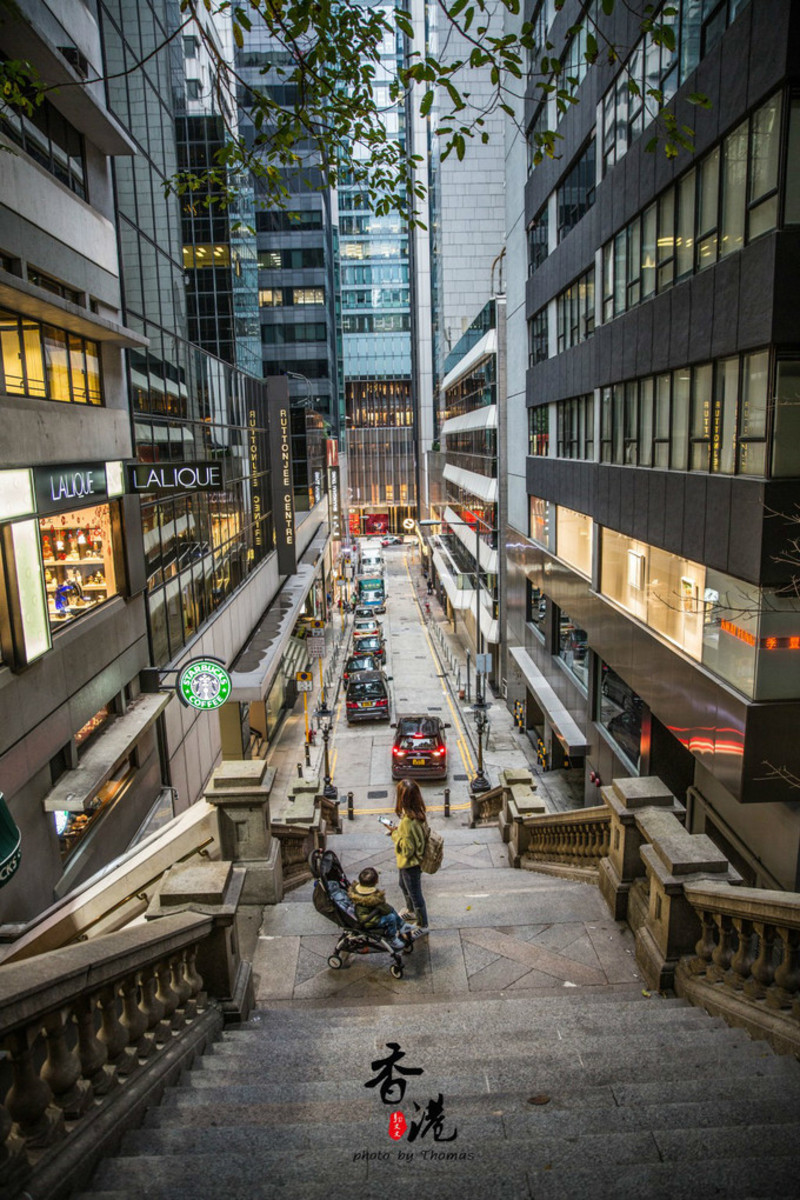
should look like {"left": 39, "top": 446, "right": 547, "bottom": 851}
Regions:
{"left": 232, "top": 21, "right": 243, "bottom": 47}
{"left": 420, "top": 89, "right": 433, "bottom": 117}
{"left": 644, "top": 136, "right": 659, "bottom": 153}
{"left": 601, "top": 0, "right": 615, "bottom": 13}
{"left": 688, "top": 92, "right": 712, "bottom": 109}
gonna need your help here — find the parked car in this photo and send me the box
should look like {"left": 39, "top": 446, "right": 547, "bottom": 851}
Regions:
{"left": 381, "top": 535, "right": 404, "bottom": 547}
{"left": 353, "top": 616, "right": 381, "bottom": 637}
{"left": 352, "top": 632, "right": 385, "bottom": 663}
{"left": 345, "top": 671, "right": 391, "bottom": 723}
{"left": 391, "top": 714, "right": 450, "bottom": 780}
{"left": 353, "top": 605, "right": 382, "bottom": 625}
{"left": 343, "top": 653, "right": 378, "bottom": 684}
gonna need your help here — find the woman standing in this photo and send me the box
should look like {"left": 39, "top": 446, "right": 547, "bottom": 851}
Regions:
{"left": 389, "top": 779, "right": 429, "bottom": 930}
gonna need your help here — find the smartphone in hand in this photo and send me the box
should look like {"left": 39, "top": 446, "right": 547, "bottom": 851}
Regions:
{"left": 378, "top": 816, "right": 395, "bottom": 828}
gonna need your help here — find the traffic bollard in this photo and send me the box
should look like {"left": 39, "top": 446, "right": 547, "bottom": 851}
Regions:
{"left": 444, "top": 787, "right": 450, "bottom": 818}
{"left": 347, "top": 791, "right": 354, "bottom": 820}
{"left": 297, "top": 763, "right": 303, "bottom": 778}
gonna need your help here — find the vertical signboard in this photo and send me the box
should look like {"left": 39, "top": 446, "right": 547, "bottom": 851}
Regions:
{"left": 246, "top": 377, "right": 270, "bottom": 562}
{"left": 267, "top": 376, "right": 296, "bottom": 575}
{"left": 326, "top": 439, "right": 342, "bottom": 542}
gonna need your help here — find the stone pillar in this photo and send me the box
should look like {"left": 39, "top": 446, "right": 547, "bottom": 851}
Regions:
{"left": 146, "top": 861, "right": 254, "bottom": 1023}
{"left": 598, "top": 777, "right": 685, "bottom": 921}
{"left": 635, "top": 818, "right": 741, "bottom": 991}
{"left": 204, "top": 760, "right": 283, "bottom": 905}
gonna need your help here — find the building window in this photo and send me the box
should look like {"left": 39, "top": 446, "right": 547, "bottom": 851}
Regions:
{"left": 556, "top": 268, "right": 594, "bottom": 352}
{"left": 528, "top": 308, "right": 548, "bottom": 366}
{"left": 0, "top": 83, "right": 86, "bottom": 199}
{"left": 41, "top": 505, "right": 119, "bottom": 631}
{"left": 772, "top": 359, "right": 800, "bottom": 478}
{"left": 556, "top": 506, "right": 592, "bottom": 578}
{"left": 292, "top": 287, "right": 325, "bottom": 305}
{"left": 600, "top": 93, "right": 783, "bottom": 326}
{"left": 0, "top": 309, "right": 101, "bottom": 404}
{"left": 186, "top": 79, "right": 202, "bottom": 100}
{"left": 529, "top": 406, "right": 549, "bottom": 456}
{"left": 183, "top": 35, "right": 199, "bottom": 57}
{"left": 558, "top": 610, "right": 588, "bottom": 690}
{"left": 528, "top": 207, "right": 549, "bottom": 274}
{"left": 526, "top": 579, "right": 547, "bottom": 640}
{"left": 598, "top": 663, "right": 643, "bottom": 771}
{"left": 258, "top": 289, "right": 283, "bottom": 307}
{"left": 557, "top": 139, "right": 596, "bottom": 240}
{"left": 556, "top": 395, "right": 593, "bottom": 460}
{"left": 529, "top": 495, "right": 552, "bottom": 550}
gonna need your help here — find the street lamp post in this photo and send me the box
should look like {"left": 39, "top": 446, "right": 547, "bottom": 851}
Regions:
{"left": 320, "top": 717, "right": 337, "bottom": 800}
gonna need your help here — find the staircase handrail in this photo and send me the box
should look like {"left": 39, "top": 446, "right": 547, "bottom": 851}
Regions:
{"left": 520, "top": 805, "right": 610, "bottom": 867}
{"left": 0, "top": 911, "right": 227, "bottom": 1200}
{"left": 521, "top": 805, "right": 609, "bottom": 830}
{"left": 682, "top": 880, "right": 800, "bottom": 929}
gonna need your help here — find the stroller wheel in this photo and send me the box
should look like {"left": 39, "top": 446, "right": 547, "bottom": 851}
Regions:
{"left": 328, "top": 954, "right": 343, "bottom": 969}
{"left": 390, "top": 963, "right": 403, "bottom": 979}
{"left": 403, "top": 943, "right": 413, "bottom": 955}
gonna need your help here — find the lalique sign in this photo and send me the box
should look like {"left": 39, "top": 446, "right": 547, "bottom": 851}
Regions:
{"left": 33, "top": 464, "right": 108, "bottom": 516}
{"left": 127, "top": 463, "right": 224, "bottom": 495}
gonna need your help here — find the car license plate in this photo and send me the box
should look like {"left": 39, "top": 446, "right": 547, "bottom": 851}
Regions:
{"left": 360, "top": 702, "right": 371, "bottom": 708}
{"left": 412, "top": 758, "right": 426, "bottom": 766}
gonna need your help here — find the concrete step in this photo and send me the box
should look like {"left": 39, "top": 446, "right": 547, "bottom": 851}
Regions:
{"left": 162, "top": 1042, "right": 793, "bottom": 1108}
{"left": 526, "top": 1153, "right": 800, "bottom": 1200}
{"left": 125, "top": 1105, "right": 800, "bottom": 1158}
{"left": 195, "top": 1021, "right": 761, "bottom": 1080}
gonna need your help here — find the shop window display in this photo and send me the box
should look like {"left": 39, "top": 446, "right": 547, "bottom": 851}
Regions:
{"left": 558, "top": 611, "right": 589, "bottom": 690}
{"left": 54, "top": 755, "right": 135, "bottom": 864}
{"left": 40, "top": 504, "right": 117, "bottom": 628}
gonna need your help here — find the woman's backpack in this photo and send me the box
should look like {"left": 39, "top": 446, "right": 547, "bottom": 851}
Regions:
{"left": 421, "top": 823, "right": 444, "bottom": 874}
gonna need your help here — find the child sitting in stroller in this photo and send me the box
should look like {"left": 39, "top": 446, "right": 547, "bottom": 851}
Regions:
{"left": 348, "top": 867, "right": 413, "bottom": 945}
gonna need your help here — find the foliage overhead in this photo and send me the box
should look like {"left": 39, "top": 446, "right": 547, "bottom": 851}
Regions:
{"left": 0, "top": 0, "right": 707, "bottom": 225}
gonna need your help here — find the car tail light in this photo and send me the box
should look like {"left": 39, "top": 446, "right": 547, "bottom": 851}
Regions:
{"left": 346, "top": 701, "right": 357, "bottom": 709}
{"left": 433, "top": 747, "right": 446, "bottom": 757}
{"left": 376, "top": 698, "right": 388, "bottom": 707}
{"left": 393, "top": 747, "right": 405, "bottom": 757}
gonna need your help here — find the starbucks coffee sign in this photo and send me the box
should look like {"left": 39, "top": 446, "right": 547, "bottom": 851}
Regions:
{"left": 177, "top": 658, "right": 232, "bottom": 710}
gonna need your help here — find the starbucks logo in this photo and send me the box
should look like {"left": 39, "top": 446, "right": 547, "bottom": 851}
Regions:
{"left": 177, "top": 659, "right": 232, "bottom": 710}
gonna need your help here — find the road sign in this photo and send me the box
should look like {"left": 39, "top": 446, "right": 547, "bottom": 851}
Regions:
{"left": 475, "top": 653, "right": 492, "bottom": 675}
{"left": 296, "top": 671, "right": 313, "bottom": 693}
{"left": 310, "top": 618, "right": 325, "bottom": 629}
{"left": 307, "top": 636, "right": 326, "bottom": 658}
{"left": 403, "top": 518, "right": 415, "bottom": 530}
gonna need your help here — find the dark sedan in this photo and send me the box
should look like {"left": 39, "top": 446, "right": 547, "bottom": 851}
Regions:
{"left": 391, "top": 714, "right": 450, "bottom": 780}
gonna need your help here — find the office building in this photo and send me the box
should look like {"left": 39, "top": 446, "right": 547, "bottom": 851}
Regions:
{"left": 504, "top": 0, "right": 800, "bottom": 888}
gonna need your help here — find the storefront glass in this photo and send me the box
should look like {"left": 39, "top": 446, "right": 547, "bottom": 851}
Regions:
{"left": 53, "top": 755, "right": 135, "bottom": 864}
{"left": 556, "top": 506, "right": 592, "bottom": 577}
{"left": 598, "top": 662, "right": 642, "bottom": 770}
{"left": 40, "top": 504, "right": 118, "bottom": 629}
{"left": 558, "top": 611, "right": 589, "bottom": 690}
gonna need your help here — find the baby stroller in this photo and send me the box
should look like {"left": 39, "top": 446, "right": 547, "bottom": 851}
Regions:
{"left": 309, "top": 848, "right": 415, "bottom": 979}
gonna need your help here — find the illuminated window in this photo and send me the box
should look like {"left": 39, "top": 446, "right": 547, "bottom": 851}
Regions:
{"left": 0, "top": 309, "right": 100, "bottom": 404}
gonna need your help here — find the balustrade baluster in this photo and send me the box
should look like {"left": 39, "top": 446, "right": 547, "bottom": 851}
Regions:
{"left": 766, "top": 927, "right": 800, "bottom": 1010}
{"left": 729, "top": 918, "right": 756, "bottom": 990}
{"left": 140, "top": 964, "right": 170, "bottom": 1046}
{"left": 4, "top": 1028, "right": 65, "bottom": 1149}
{"left": 171, "top": 953, "right": 193, "bottom": 1019}
{"left": 42, "top": 1009, "right": 93, "bottom": 1118}
{"left": 707, "top": 914, "right": 736, "bottom": 982}
{"left": 743, "top": 923, "right": 777, "bottom": 1000}
{"left": 120, "top": 973, "right": 153, "bottom": 1058}
{"left": 75, "top": 995, "right": 116, "bottom": 1096}
{"left": 0, "top": 1098, "right": 31, "bottom": 1194}
{"left": 155, "top": 958, "right": 183, "bottom": 1031}
{"left": 688, "top": 910, "right": 717, "bottom": 975}
{"left": 98, "top": 984, "right": 136, "bottom": 1076}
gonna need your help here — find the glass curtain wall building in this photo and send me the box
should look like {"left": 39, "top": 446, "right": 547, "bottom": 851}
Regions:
{"left": 100, "top": 0, "right": 274, "bottom": 669}
{"left": 341, "top": 4, "right": 415, "bottom": 537}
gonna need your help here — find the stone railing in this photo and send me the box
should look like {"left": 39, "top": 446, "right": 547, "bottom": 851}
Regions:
{"left": 0, "top": 905, "right": 245, "bottom": 1200}
{"left": 510, "top": 774, "right": 800, "bottom": 1056}
{"left": 517, "top": 807, "right": 610, "bottom": 874}
{"left": 676, "top": 882, "right": 800, "bottom": 1056}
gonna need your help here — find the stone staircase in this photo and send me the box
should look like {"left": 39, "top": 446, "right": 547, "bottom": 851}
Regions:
{"left": 77, "top": 990, "right": 800, "bottom": 1199}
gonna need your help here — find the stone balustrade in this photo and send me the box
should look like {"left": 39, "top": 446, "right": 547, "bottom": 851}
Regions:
{"left": 677, "top": 881, "right": 800, "bottom": 1055}
{"left": 0, "top": 911, "right": 230, "bottom": 1200}
{"left": 515, "top": 807, "right": 609, "bottom": 873}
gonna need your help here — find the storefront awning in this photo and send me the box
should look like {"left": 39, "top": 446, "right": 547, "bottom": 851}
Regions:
{"left": 228, "top": 524, "right": 328, "bottom": 702}
{"left": 43, "top": 692, "right": 173, "bottom": 813}
{"left": 510, "top": 646, "right": 590, "bottom": 755}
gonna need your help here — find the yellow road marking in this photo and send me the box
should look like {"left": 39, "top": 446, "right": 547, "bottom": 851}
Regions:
{"left": 330, "top": 748, "right": 338, "bottom": 780}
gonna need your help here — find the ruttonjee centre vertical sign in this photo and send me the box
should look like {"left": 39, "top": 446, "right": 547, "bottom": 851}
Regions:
{"left": 267, "top": 376, "right": 297, "bottom": 576}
